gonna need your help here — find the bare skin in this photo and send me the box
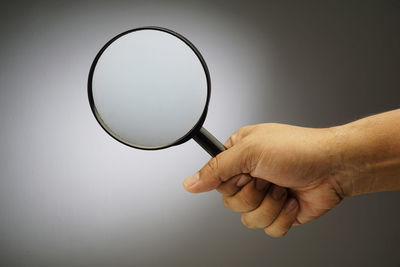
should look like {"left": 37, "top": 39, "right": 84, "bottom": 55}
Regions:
{"left": 183, "top": 109, "right": 400, "bottom": 237}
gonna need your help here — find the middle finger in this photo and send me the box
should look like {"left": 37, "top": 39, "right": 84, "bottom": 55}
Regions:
{"left": 222, "top": 178, "right": 270, "bottom": 212}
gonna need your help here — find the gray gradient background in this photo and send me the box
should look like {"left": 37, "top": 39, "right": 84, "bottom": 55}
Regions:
{"left": 0, "top": 0, "right": 399, "bottom": 266}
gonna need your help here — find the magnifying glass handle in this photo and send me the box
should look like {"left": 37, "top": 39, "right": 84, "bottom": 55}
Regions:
{"left": 193, "top": 127, "right": 227, "bottom": 157}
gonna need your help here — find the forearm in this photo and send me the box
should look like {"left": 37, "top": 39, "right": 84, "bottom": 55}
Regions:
{"left": 331, "top": 109, "right": 400, "bottom": 197}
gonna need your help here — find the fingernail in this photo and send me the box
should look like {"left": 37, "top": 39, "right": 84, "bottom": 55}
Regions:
{"left": 285, "top": 198, "right": 298, "bottom": 213}
{"left": 271, "top": 185, "right": 286, "bottom": 200}
{"left": 236, "top": 175, "right": 251, "bottom": 187}
{"left": 255, "top": 179, "right": 268, "bottom": 191}
{"left": 184, "top": 173, "right": 199, "bottom": 187}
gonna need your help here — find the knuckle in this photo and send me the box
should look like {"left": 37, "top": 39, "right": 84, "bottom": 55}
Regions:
{"left": 217, "top": 183, "right": 239, "bottom": 197}
{"left": 216, "top": 186, "right": 225, "bottom": 194}
{"left": 238, "top": 143, "right": 260, "bottom": 174}
{"left": 240, "top": 214, "right": 248, "bottom": 227}
{"left": 264, "top": 224, "right": 291, "bottom": 238}
{"left": 260, "top": 204, "right": 282, "bottom": 223}
{"left": 264, "top": 227, "right": 285, "bottom": 238}
{"left": 240, "top": 213, "right": 254, "bottom": 228}
{"left": 225, "top": 136, "right": 234, "bottom": 147}
{"left": 207, "top": 156, "right": 219, "bottom": 172}
{"left": 228, "top": 133, "right": 239, "bottom": 145}
{"left": 241, "top": 125, "right": 254, "bottom": 133}
{"left": 259, "top": 213, "right": 276, "bottom": 228}
{"left": 231, "top": 125, "right": 254, "bottom": 142}
{"left": 233, "top": 128, "right": 244, "bottom": 137}
{"left": 224, "top": 195, "right": 248, "bottom": 212}
{"left": 222, "top": 196, "right": 231, "bottom": 208}
{"left": 241, "top": 213, "right": 260, "bottom": 229}
{"left": 239, "top": 190, "right": 260, "bottom": 211}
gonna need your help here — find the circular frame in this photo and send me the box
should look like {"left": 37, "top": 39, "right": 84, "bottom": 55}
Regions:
{"left": 87, "top": 26, "right": 211, "bottom": 150}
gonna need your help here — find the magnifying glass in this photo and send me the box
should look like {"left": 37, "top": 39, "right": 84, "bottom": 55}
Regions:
{"left": 88, "top": 27, "right": 226, "bottom": 157}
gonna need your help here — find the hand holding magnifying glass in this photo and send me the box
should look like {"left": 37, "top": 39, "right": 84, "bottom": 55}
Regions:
{"left": 88, "top": 27, "right": 400, "bottom": 238}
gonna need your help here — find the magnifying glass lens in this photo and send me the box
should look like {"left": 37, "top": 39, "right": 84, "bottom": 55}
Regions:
{"left": 90, "top": 29, "right": 208, "bottom": 148}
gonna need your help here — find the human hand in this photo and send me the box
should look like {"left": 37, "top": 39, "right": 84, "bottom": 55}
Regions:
{"left": 183, "top": 123, "right": 343, "bottom": 237}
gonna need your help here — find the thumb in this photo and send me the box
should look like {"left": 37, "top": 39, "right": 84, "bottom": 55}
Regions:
{"left": 183, "top": 144, "right": 248, "bottom": 193}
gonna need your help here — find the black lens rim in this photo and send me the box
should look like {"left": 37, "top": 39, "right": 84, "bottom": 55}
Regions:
{"left": 87, "top": 26, "right": 211, "bottom": 150}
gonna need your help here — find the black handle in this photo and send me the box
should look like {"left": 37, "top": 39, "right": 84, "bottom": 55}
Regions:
{"left": 193, "top": 127, "right": 226, "bottom": 157}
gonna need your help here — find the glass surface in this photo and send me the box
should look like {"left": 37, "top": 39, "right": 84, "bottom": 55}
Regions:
{"left": 91, "top": 29, "right": 208, "bottom": 148}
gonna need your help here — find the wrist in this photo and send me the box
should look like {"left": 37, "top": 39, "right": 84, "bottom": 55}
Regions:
{"left": 328, "top": 112, "right": 400, "bottom": 197}
{"left": 326, "top": 121, "right": 383, "bottom": 198}
{"left": 327, "top": 124, "right": 364, "bottom": 198}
